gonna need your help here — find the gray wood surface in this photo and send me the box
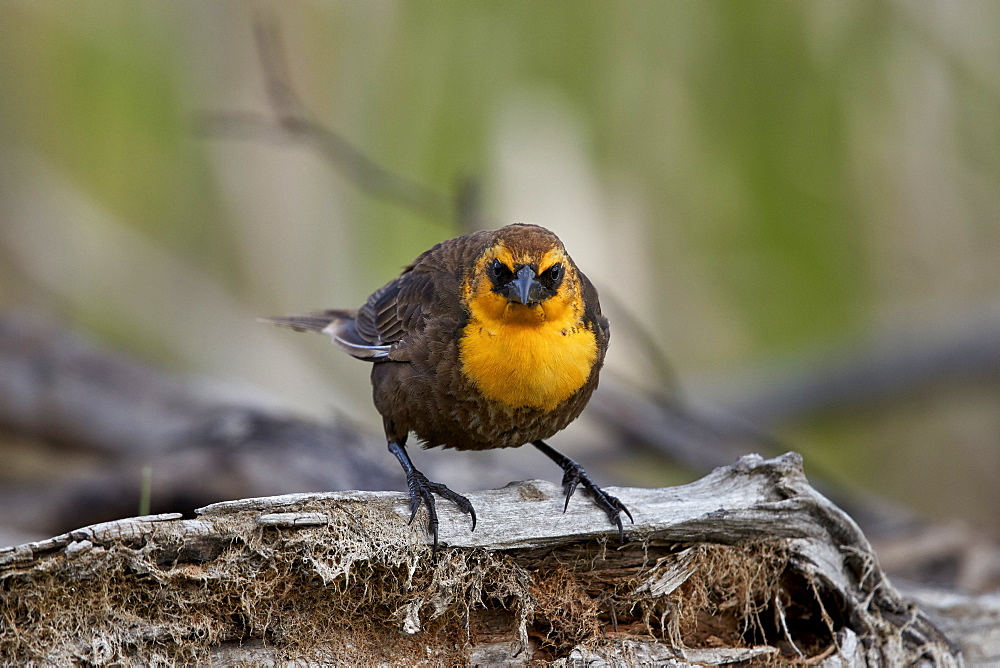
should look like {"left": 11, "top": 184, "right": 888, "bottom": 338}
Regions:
{"left": 0, "top": 453, "right": 976, "bottom": 665}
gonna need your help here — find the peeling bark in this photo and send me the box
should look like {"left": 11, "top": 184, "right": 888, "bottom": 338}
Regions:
{"left": 0, "top": 454, "right": 966, "bottom": 665}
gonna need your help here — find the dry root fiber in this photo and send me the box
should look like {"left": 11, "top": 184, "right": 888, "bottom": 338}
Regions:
{"left": 525, "top": 540, "right": 834, "bottom": 662}
{"left": 1, "top": 500, "right": 526, "bottom": 665}
{"left": 1, "top": 455, "right": 961, "bottom": 665}
{"left": 2, "top": 502, "right": 833, "bottom": 665}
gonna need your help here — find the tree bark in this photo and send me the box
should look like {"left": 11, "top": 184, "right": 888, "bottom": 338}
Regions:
{"left": 0, "top": 453, "right": 971, "bottom": 666}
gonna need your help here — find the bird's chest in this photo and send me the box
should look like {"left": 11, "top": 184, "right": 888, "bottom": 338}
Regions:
{"left": 457, "top": 317, "right": 598, "bottom": 411}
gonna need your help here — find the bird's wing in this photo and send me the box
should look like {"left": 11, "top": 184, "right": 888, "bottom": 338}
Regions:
{"left": 348, "top": 231, "right": 494, "bottom": 362}
{"left": 266, "top": 231, "right": 491, "bottom": 363}
{"left": 577, "top": 269, "right": 610, "bottom": 352}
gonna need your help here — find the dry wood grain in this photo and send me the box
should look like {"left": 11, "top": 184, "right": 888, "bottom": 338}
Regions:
{"left": 0, "top": 453, "right": 967, "bottom": 666}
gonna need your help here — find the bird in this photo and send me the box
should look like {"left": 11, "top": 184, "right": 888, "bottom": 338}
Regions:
{"left": 265, "top": 223, "right": 632, "bottom": 550}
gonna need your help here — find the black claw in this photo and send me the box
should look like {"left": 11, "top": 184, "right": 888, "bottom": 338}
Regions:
{"left": 426, "top": 479, "right": 477, "bottom": 532}
{"left": 407, "top": 486, "right": 423, "bottom": 524}
{"left": 585, "top": 484, "right": 632, "bottom": 543}
{"left": 403, "top": 470, "right": 476, "bottom": 553}
{"left": 389, "top": 440, "right": 476, "bottom": 554}
{"left": 619, "top": 501, "right": 635, "bottom": 526}
{"left": 533, "top": 440, "right": 634, "bottom": 544}
{"left": 560, "top": 472, "right": 580, "bottom": 513}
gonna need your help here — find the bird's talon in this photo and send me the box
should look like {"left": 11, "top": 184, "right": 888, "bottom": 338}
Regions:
{"left": 399, "top": 468, "right": 477, "bottom": 552}
{"left": 621, "top": 504, "right": 635, "bottom": 525}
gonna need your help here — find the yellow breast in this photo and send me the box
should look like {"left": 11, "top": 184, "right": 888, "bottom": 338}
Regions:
{"left": 458, "top": 288, "right": 598, "bottom": 411}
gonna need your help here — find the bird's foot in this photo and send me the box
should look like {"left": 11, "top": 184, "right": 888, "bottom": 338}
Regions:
{"left": 558, "top": 461, "right": 633, "bottom": 543}
{"left": 404, "top": 469, "right": 477, "bottom": 553}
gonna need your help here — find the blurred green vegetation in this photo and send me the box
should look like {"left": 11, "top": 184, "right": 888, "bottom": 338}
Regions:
{"left": 1, "top": 2, "right": 998, "bottom": 530}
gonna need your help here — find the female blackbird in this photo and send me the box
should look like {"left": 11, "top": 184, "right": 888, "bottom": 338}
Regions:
{"left": 267, "top": 224, "right": 631, "bottom": 549}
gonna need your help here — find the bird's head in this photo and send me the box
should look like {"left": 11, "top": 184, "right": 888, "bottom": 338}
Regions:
{"left": 464, "top": 224, "right": 584, "bottom": 326}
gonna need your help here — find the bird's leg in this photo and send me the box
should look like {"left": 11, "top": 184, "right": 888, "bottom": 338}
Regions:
{"left": 388, "top": 439, "right": 477, "bottom": 553}
{"left": 532, "top": 439, "right": 633, "bottom": 542}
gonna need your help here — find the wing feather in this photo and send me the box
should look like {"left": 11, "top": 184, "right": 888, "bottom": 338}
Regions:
{"left": 265, "top": 230, "right": 492, "bottom": 363}
{"left": 577, "top": 268, "right": 610, "bottom": 350}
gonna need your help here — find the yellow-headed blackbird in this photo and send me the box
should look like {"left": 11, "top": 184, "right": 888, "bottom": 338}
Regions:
{"left": 267, "top": 224, "right": 631, "bottom": 549}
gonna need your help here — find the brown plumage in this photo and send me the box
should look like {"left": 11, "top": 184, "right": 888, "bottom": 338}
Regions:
{"left": 266, "top": 224, "right": 631, "bottom": 550}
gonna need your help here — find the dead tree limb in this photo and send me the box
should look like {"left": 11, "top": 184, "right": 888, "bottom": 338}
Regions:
{"left": 0, "top": 453, "right": 967, "bottom": 665}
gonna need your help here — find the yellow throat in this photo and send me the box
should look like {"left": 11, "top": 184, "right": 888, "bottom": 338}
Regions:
{"left": 458, "top": 248, "right": 598, "bottom": 411}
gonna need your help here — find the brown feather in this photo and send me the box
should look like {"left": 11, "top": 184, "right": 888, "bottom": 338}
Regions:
{"left": 266, "top": 224, "right": 608, "bottom": 451}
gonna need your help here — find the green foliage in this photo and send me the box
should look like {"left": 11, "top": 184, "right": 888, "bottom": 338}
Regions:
{"left": 2, "top": 2, "right": 999, "bottom": 527}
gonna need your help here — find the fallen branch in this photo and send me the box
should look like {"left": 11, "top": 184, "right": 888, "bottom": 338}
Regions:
{"left": 0, "top": 453, "right": 963, "bottom": 665}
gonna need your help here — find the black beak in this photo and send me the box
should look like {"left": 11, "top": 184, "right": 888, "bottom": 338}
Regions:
{"left": 510, "top": 265, "right": 543, "bottom": 305}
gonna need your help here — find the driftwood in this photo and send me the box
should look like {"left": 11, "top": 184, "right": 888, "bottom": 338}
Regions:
{"left": 0, "top": 453, "right": 967, "bottom": 665}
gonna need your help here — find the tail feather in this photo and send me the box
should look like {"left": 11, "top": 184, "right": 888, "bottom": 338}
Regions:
{"left": 260, "top": 310, "right": 355, "bottom": 333}
{"left": 262, "top": 310, "right": 391, "bottom": 360}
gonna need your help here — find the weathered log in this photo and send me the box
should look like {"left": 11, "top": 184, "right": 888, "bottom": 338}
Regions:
{"left": 0, "top": 453, "right": 964, "bottom": 665}
{"left": 899, "top": 584, "right": 1000, "bottom": 666}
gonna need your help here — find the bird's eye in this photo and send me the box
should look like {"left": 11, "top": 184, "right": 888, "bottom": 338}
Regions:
{"left": 490, "top": 258, "right": 514, "bottom": 283}
{"left": 540, "top": 263, "right": 563, "bottom": 287}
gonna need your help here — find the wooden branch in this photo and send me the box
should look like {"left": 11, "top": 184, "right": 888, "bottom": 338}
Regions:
{"left": 0, "top": 453, "right": 966, "bottom": 665}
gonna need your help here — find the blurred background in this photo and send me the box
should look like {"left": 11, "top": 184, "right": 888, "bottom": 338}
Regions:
{"left": 1, "top": 2, "right": 999, "bottom": 582}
